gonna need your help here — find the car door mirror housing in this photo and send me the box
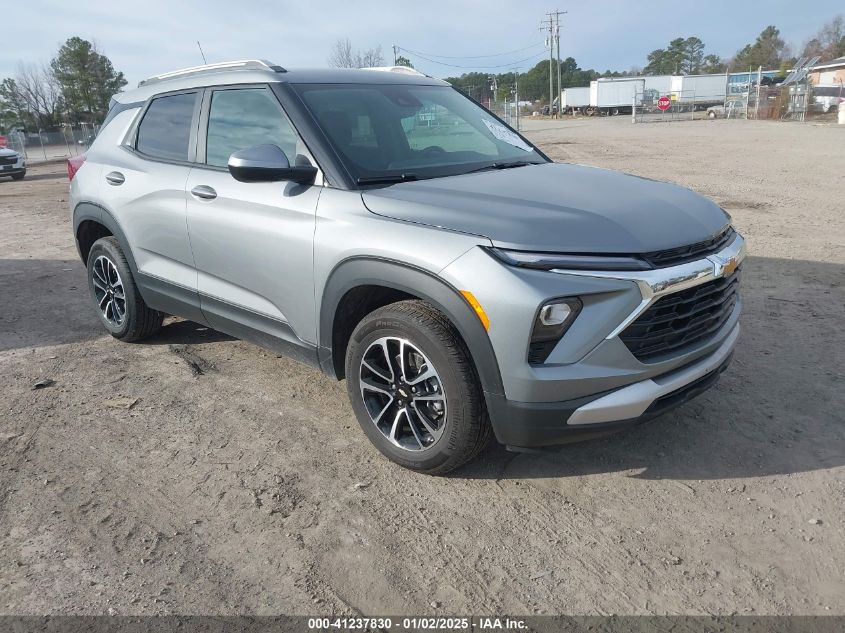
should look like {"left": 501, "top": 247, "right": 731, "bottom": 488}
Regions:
{"left": 228, "top": 144, "right": 317, "bottom": 185}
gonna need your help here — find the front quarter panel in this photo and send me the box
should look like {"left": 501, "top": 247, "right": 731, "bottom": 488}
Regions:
{"left": 314, "top": 187, "right": 499, "bottom": 386}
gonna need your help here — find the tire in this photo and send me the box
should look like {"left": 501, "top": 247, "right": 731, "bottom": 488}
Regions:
{"left": 345, "top": 300, "right": 492, "bottom": 475}
{"left": 11, "top": 170, "right": 25, "bottom": 181}
{"left": 86, "top": 236, "right": 163, "bottom": 341}
{"left": 708, "top": 110, "right": 717, "bottom": 119}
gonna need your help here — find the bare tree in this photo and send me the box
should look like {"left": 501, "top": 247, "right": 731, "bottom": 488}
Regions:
{"left": 0, "top": 62, "right": 61, "bottom": 129}
{"left": 328, "top": 38, "right": 356, "bottom": 68}
{"left": 328, "top": 39, "right": 385, "bottom": 68}
{"left": 358, "top": 46, "right": 384, "bottom": 68}
{"left": 802, "top": 15, "right": 845, "bottom": 62}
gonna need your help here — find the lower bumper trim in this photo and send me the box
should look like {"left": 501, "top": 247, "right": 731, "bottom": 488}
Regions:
{"left": 484, "top": 326, "right": 738, "bottom": 448}
{"left": 566, "top": 324, "right": 739, "bottom": 425}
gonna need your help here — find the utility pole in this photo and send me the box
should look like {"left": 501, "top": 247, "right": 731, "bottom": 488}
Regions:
{"left": 393, "top": 45, "right": 398, "bottom": 65}
{"left": 555, "top": 10, "right": 566, "bottom": 117}
{"left": 540, "top": 16, "right": 554, "bottom": 116}
{"left": 541, "top": 10, "right": 566, "bottom": 118}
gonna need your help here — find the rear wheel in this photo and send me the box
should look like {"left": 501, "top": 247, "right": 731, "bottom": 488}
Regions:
{"left": 345, "top": 300, "right": 492, "bottom": 475}
{"left": 87, "top": 237, "right": 163, "bottom": 341}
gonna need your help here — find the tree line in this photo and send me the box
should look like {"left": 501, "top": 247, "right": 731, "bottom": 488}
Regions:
{"left": 0, "top": 37, "right": 126, "bottom": 133}
{"left": 444, "top": 15, "right": 845, "bottom": 103}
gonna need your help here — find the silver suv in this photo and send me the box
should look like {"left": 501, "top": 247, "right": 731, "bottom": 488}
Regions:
{"left": 69, "top": 60, "right": 745, "bottom": 474}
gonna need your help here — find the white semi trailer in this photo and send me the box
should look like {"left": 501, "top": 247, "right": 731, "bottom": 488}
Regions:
{"left": 560, "top": 87, "right": 591, "bottom": 114}
{"left": 588, "top": 76, "right": 673, "bottom": 115}
{"left": 670, "top": 74, "right": 729, "bottom": 109}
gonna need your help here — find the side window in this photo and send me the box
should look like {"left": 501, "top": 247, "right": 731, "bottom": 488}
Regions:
{"left": 136, "top": 92, "right": 197, "bottom": 161}
{"left": 205, "top": 88, "right": 298, "bottom": 168}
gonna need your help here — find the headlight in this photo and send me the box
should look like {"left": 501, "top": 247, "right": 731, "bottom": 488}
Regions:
{"left": 529, "top": 298, "right": 582, "bottom": 364}
{"left": 487, "top": 247, "right": 650, "bottom": 271}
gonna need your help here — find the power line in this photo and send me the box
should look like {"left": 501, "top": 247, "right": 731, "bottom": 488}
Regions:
{"left": 398, "top": 49, "right": 547, "bottom": 70}
{"left": 397, "top": 42, "right": 545, "bottom": 60}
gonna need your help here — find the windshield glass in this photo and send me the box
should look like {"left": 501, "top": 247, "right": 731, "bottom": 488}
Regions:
{"left": 294, "top": 83, "right": 546, "bottom": 183}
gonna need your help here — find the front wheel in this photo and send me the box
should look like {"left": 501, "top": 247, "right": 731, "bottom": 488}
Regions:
{"left": 11, "top": 170, "right": 25, "bottom": 181}
{"left": 345, "top": 300, "right": 492, "bottom": 475}
{"left": 87, "top": 237, "right": 163, "bottom": 341}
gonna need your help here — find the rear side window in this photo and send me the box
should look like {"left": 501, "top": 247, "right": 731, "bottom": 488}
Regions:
{"left": 205, "top": 88, "right": 298, "bottom": 167}
{"left": 136, "top": 92, "right": 197, "bottom": 161}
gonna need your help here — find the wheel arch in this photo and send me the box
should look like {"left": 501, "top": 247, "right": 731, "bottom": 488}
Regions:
{"left": 319, "top": 257, "right": 505, "bottom": 399}
{"left": 73, "top": 202, "right": 139, "bottom": 274}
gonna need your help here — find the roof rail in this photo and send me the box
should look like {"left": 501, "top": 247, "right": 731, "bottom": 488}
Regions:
{"left": 138, "top": 59, "right": 286, "bottom": 87}
{"left": 365, "top": 66, "right": 427, "bottom": 77}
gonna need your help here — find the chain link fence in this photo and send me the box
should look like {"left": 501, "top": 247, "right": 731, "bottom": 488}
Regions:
{"left": 0, "top": 124, "right": 100, "bottom": 163}
{"left": 633, "top": 89, "right": 725, "bottom": 123}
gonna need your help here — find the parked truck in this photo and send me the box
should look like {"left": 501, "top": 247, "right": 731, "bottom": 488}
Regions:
{"left": 560, "top": 86, "right": 591, "bottom": 114}
{"left": 670, "top": 74, "right": 729, "bottom": 110}
{"left": 588, "top": 76, "right": 673, "bottom": 115}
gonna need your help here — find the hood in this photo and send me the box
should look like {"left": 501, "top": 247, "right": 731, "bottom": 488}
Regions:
{"left": 361, "top": 162, "right": 730, "bottom": 253}
{"left": 0, "top": 148, "right": 19, "bottom": 157}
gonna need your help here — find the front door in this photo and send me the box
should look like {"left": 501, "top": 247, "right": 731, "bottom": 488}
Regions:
{"left": 185, "top": 86, "right": 322, "bottom": 355}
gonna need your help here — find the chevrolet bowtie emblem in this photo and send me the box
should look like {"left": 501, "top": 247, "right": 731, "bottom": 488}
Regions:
{"left": 722, "top": 257, "right": 738, "bottom": 276}
{"left": 708, "top": 252, "right": 740, "bottom": 277}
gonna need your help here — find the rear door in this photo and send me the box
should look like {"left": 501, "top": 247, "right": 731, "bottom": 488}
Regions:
{"left": 106, "top": 90, "right": 203, "bottom": 320}
{"left": 185, "top": 85, "right": 322, "bottom": 352}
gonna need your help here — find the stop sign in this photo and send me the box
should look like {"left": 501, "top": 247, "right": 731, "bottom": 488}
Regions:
{"left": 657, "top": 95, "right": 671, "bottom": 111}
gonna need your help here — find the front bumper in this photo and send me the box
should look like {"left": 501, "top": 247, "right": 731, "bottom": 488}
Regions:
{"left": 486, "top": 323, "right": 737, "bottom": 448}
{"left": 440, "top": 231, "right": 746, "bottom": 449}
{"left": 0, "top": 163, "right": 25, "bottom": 176}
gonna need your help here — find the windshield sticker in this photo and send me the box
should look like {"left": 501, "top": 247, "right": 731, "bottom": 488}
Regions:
{"left": 482, "top": 119, "right": 532, "bottom": 152}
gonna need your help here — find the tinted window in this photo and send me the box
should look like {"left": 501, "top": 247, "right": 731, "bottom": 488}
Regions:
{"left": 136, "top": 92, "right": 196, "bottom": 161}
{"left": 206, "top": 88, "right": 298, "bottom": 167}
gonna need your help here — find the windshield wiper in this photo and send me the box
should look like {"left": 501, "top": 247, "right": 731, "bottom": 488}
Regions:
{"left": 462, "top": 160, "right": 540, "bottom": 175}
{"left": 357, "top": 173, "right": 419, "bottom": 186}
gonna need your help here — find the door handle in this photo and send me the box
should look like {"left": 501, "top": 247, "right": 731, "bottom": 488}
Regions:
{"left": 190, "top": 185, "right": 217, "bottom": 201}
{"left": 105, "top": 171, "right": 125, "bottom": 186}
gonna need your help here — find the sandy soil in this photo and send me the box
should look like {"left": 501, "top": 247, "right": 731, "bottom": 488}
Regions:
{"left": 0, "top": 118, "right": 843, "bottom": 617}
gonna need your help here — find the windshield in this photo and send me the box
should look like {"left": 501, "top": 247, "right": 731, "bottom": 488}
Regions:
{"left": 293, "top": 83, "right": 546, "bottom": 184}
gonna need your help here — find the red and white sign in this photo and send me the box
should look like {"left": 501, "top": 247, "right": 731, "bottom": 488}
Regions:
{"left": 657, "top": 96, "right": 672, "bottom": 111}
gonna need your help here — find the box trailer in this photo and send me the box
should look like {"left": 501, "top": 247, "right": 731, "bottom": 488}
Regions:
{"left": 670, "top": 74, "right": 728, "bottom": 109}
{"left": 560, "top": 87, "right": 591, "bottom": 113}
{"left": 588, "top": 76, "right": 673, "bottom": 115}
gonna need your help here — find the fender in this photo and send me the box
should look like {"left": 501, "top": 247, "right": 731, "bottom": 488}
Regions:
{"left": 73, "top": 201, "right": 140, "bottom": 273}
{"left": 318, "top": 257, "right": 505, "bottom": 399}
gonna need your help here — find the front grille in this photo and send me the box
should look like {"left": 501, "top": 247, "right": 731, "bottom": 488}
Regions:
{"left": 0, "top": 155, "right": 17, "bottom": 166}
{"left": 641, "top": 226, "right": 735, "bottom": 268}
{"left": 620, "top": 269, "right": 740, "bottom": 362}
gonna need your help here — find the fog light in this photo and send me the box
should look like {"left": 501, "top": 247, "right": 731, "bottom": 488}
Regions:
{"left": 539, "top": 302, "right": 572, "bottom": 326}
{"left": 528, "top": 298, "right": 582, "bottom": 364}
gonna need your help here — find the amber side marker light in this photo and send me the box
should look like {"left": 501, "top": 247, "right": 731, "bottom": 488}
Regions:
{"left": 460, "top": 290, "right": 490, "bottom": 331}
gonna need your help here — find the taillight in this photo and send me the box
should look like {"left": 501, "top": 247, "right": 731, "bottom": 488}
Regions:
{"left": 67, "top": 154, "right": 87, "bottom": 181}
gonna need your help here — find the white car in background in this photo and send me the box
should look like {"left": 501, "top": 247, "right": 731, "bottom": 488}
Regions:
{"left": 0, "top": 147, "right": 26, "bottom": 180}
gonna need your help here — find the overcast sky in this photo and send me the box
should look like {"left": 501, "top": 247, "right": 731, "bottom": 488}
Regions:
{"left": 5, "top": 0, "right": 843, "bottom": 85}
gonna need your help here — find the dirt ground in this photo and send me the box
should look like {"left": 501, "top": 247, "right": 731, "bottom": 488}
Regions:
{"left": 1, "top": 118, "right": 843, "bottom": 617}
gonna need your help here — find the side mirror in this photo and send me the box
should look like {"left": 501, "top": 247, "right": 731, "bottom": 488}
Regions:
{"left": 228, "top": 144, "right": 317, "bottom": 185}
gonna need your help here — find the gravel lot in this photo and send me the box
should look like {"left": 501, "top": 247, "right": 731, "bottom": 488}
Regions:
{"left": 1, "top": 117, "right": 843, "bottom": 616}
